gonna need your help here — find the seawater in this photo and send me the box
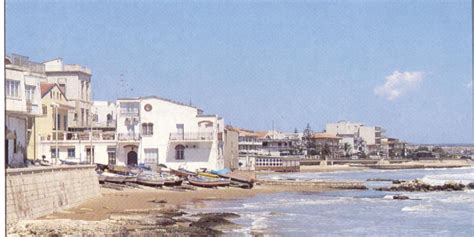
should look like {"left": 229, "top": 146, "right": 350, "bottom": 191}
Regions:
{"left": 187, "top": 167, "right": 474, "bottom": 236}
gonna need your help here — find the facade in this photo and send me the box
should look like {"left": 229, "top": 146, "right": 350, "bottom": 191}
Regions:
{"left": 326, "top": 121, "right": 385, "bottom": 156}
{"left": 223, "top": 127, "right": 239, "bottom": 170}
{"left": 260, "top": 131, "right": 300, "bottom": 156}
{"left": 43, "top": 58, "right": 92, "bottom": 129}
{"left": 92, "top": 101, "right": 117, "bottom": 129}
{"left": 113, "top": 96, "right": 225, "bottom": 171}
{"left": 254, "top": 156, "right": 300, "bottom": 172}
{"left": 5, "top": 55, "right": 44, "bottom": 167}
{"left": 311, "top": 132, "right": 342, "bottom": 160}
{"left": 381, "top": 137, "right": 406, "bottom": 159}
{"left": 27, "top": 83, "right": 73, "bottom": 161}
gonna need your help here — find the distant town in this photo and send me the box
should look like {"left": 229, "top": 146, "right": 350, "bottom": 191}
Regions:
{"left": 5, "top": 53, "right": 474, "bottom": 171}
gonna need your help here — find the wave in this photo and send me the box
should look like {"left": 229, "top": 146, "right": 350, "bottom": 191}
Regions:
{"left": 402, "top": 204, "right": 433, "bottom": 212}
{"left": 421, "top": 172, "right": 474, "bottom": 185}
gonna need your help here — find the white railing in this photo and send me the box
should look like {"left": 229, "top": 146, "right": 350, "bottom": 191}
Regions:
{"left": 169, "top": 132, "right": 213, "bottom": 141}
{"left": 39, "top": 131, "right": 116, "bottom": 142}
{"left": 117, "top": 133, "right": 141, "bottom": 141}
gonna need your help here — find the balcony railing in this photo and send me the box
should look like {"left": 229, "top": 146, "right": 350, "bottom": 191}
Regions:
{"left": 39, "top": 131, "right": 116, "bottom": 142}
{"left": 169, "top": 132, "right": 213, "bottom": 141}
{"left": 63, "top": 64, "right": 92, "bottom": 75}
{"left": 117, "top": 133, "right": 141, "bottom": 141}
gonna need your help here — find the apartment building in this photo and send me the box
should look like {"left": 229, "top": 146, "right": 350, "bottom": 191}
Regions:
{"left": 27, "top": 83, "right": 74, "bottom": 162}
{"left": 5, "top": 54, "right": 44, "bottom": 166}
{"left": 43, "top": 58, "right": 92, "bottom": 129}
{"left": 326, "top": 121, "right": 385, "bottom": 155}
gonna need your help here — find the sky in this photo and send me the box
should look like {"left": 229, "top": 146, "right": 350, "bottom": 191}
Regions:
{"left": 6, "top": 1, "right": 473, "bottom": 144}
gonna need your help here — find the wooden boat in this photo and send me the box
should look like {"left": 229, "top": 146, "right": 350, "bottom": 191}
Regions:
{"left": 171, "top": 168, "right": 197, "bottom": 178}
{"left": 197, "top": 172, "right": 220, "bottom": 179}
{"left": 102, "top": 172, "right": 127, "bottom": 184}
{"left": 124, "top": 175, "right": 138, "bottom": 183}
{"left": 188, "top": 177, "right": 230, "bottom": 188}
{"left": 164, "top": 179, "right": 183, "bottom": 186}
{"left": 106, "top": 165, "right": 131, "bottom": 175}
{"left": 218, "top": 172, "right": 254, "bottom": 185}
{"left": 40, "top": 160, "right": 52, "bottom": 166}
{"left": 137, "top": 175, "right": 165, "bottom": 187}
{"left": 97, "top": 173, "right": 107, "bottom": 183}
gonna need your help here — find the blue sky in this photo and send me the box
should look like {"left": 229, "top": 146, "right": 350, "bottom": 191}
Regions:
{"left": 6, "top": 1, "right": 472, "bottom": 144}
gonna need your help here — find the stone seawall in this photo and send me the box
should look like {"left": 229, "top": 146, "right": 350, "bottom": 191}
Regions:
{"left": 6, "top": 165, "right": 100, "bottom": 225}
{"left": 258, "top": 180, "right": 367, "bottom": 190}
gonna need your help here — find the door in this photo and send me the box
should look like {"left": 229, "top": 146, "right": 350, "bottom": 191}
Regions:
{"left": 5, "top": 140, "right": 8, "bottom": 166}
{"left": 127, "top": 151, "right": 138, "bottom": 166}
{"left": 176, "top": 124, "right": 184, "bottom": 139}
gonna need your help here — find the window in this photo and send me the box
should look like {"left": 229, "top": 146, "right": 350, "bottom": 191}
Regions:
{"left": 25, "top": 85, "right": 35, "bottom": 101}
{"left": 64, "top": 115, "right": 68, "bottom": 130}
{"left": 42, "top": 105, "right": 47, "bottom": 115}
{"left": 175, "top": 145, "right": 185, "bottom": 160}
{"left": 107, "top": 147, "right": 116, "bottom": 165}
{"left": 51, "top": 148, "right": 57, "bottom": 158}
{"left": 6, "top": 80, "right": 20, "bottom": 98}
{"left": 13, "top": 139, "right": 17, "bottom": 153}
{"left": 144, "top": 148, "right": 158, "bottom": 164}
{"left": 142, "top": 123, "right": 154, "bottom": 135}
{"left": 74, "top": 113, "right": 78, "bottom": 121}
{"left": 57, "top": 114, "right": 61, "bottom": 130}
{"left": 67, "top": 148, "right": 75, "bottom": 158}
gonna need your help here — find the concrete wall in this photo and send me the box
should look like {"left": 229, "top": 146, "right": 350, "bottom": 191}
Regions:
{"left": 6, "top": 165, "right": 100, "bottom": 225}
{"left": 6, "top": 115, "right": 27, "bottom": 166}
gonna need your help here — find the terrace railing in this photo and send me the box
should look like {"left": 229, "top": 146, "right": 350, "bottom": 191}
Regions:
{"left": 169, "top": 132, "right": 213, "bottom": 141}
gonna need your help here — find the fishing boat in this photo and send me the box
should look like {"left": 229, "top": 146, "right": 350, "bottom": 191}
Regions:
{"left": 40, "top": 160, "right": 52, "bottom": 166}
{"left": 218, "top": 172, "right": 255, "bottom": 185}
{"left": 197, "top": 171, "right": 220, "bottom": 179}
{"left": 124, "top": 175, "right": 138, "bottom": 183}
{"left": 171, "top": 168, "right": 197, "bottom": 178}
{"left": 106, "top": 165, "right": 131, "bottom": 175}
{"left": 188, "top": 176, "right": 230, "bottom": 188}
{"left": 102, "top": 172, "right": 127, "bottom": 184}
{"left": 137, "top": 175, "right": 165, "bottom": 187}
{"left": 97, "top": 173, "right": 107, "bottom": 183}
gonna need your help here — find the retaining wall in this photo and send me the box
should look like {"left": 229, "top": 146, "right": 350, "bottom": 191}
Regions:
{"left": 259, "top": 180, "right": 367, "bottom": 190}
{"left": 6, "top": 165, "right": 100, "bottom": 224}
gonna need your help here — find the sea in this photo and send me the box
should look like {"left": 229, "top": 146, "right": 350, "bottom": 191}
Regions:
{"left": 187, "top": 167, "right": 474, "bottom": 236}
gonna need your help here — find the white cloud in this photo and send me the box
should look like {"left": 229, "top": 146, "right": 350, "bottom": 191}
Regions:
{"left": 374, "top": 71, "right": 425, "bottom": 101}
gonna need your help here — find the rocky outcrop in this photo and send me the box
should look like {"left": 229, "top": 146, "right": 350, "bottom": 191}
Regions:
{"left": 375, "top": 179, "right": 470, "bottom": 192}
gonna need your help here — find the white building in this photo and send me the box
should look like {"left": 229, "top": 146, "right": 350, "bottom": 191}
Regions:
{"left": 326, "top": 121, "right": 385, "bottom": 155}
{"left": 43, "top": 58, "right": 92, "bottom": 129}
{"left": 114, "top": 96, "right": 225, "bottom": 171}
{"left": 5, "top": 54, "right": 44, "bottom": 167}
{"left": 92, "top": 101, "right": 117, "bottom": 128}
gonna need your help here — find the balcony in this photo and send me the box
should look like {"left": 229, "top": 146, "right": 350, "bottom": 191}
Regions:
{"left": 39, "top": 131, "right": 117, "bottom": 143}
{"left": 169, "top": 132, "right": 213, "bottom": 141}
{"left": 117, "top": 133, "right": 141, "bottom": 141}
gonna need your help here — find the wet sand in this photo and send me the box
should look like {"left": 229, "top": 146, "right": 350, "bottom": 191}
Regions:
{"left": 42, "top": 184, "right": 332, "bottom": 221}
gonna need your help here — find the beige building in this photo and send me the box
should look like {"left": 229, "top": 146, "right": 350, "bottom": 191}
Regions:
{"left": 43, "top": 58, "right": 92, "bottom": 129}
{"left": 326, "top": 121, "right": 385, "bottom": 155}
{"left": 27, "top": 83, "right": 73, "bottom": 161}
{"left": 5, "top": 54, "right": 44, "bottom": 167}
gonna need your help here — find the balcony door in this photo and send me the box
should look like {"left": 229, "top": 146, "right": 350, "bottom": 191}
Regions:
{"left": 127, "top": 151, "right": 138, "bottom": 166}
{"left": 176, "top": 124, "right": 184, "bottom": 139}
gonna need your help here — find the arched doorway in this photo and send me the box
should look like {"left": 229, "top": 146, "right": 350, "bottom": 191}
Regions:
{"left": 127, "top": 151, "right": 138, "bottom": 166}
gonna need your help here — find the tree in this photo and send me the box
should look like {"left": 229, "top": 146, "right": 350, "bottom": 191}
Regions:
{"left": 303, "top": 123, "right": 315, "bottom": 158}
{"left": 322, "top": 143, "right": 331, "bottom": 161}
{"left": 343, "top": 143, "right": 352, "bottom": 158}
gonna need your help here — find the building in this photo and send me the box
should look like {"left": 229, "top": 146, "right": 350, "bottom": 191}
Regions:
{"left": 43, "top": 58, "right": 92, "bottom": 129}
{"left": 92, "top": 101, "right": 117, "bottom": 130}
{"left": 310, "top": 132, "right": 342, "bottom": 160}
{"left": 259, "top": 131, "right": 300, "bottom": 156}
{"left": 114, "top": 96, "right": 225, "bottom": 171}
{"left": 381, "top": 137, "right": 406, "bottom": 159}
{"left": 27, "top": 83, "right": 74, "bottom": 162}
{"left": 235, "top": 128, "right": 264, "bottom": 155}
{"left": 326, "top": 121, "right": 385, "bottom": 156}
{"left": 5, "top": 54, "right": 44, "bottom": 167}
{"left": 223, "top": 126, "right": 239, "bottom": 170}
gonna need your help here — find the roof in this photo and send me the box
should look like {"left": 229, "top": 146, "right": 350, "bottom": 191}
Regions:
{"left": 311, "top": 132, "right": 341, "bottom": 140}
{"left": 40, "top": 83, "right": 67, "bottom": 99}
{"left": 118, "top": 95, "right": 199, "bottom": 110}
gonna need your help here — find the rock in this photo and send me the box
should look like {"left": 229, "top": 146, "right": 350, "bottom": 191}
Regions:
{"left": 148, "top": 199, "right": 167, "bottom": 204}
{"left": 393, "top": 195, "right": 409, "bottom": 200}
{"left": 191, "top": 216, "right": 233, "bottom": 229}
{"left": 191, "top": 212, "right": 240, "bottom": 219}
{"left": 467, "top": 183, "right": 474, "bottom": 189}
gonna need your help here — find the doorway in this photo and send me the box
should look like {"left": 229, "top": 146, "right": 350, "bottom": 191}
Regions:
{"left": 127, "top": 150, "right": 138, "bottom": 166}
